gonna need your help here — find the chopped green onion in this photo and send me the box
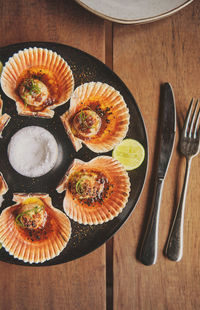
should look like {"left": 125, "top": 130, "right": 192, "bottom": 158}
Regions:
{"left": 75, "top": 179, "right": 84, "bottom": 195}
{"left": 79, "top": 110, "right": 87, "bottom": 121}
{"left": 15, "top": 205, "right": 44, "bottom": 227}
{"left": 79, "top": 109, "right": 92, "bottom": 129}
{"left": 23, "top": 78, "right": 41, "bottom": 95}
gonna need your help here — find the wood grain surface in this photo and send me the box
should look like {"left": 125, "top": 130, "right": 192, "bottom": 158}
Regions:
{"left": 113, "top": 1, "right": 200, "bottom": 309}
{"left": 0, "top": 0, "right": 199, "bottom": 309}
{"left": 0, "top": 1, "right": 106, "bottom": 310}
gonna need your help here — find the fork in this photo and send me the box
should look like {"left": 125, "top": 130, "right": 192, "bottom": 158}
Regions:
{"left": 165, "top": 99, "right": 200, "bottom": 261}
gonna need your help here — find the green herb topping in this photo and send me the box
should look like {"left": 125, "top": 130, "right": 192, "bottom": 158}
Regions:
{"left": 23, "top": 78, "right": 41, "bottom": 95}
{"left": 75, "top": 178, "right": 85, "bottom": 195}
{"left": 79, "top": 110, "right": 91, "bottom": 128}
{"left": 15, "top": 205, "right": 44, "bottom": 228}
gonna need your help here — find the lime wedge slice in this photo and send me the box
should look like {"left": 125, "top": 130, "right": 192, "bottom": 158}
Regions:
{"left": 112, "top": 139, "right": 145, "bottom": 170}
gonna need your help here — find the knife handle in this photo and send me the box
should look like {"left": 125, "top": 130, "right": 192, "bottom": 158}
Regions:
{"left": 140, "top": 178, "right": 164, "bottom": 266}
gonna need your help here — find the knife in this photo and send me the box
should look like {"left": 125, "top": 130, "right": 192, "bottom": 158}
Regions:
{"left": 139, "top": 83, "right": 176, "bottom": 266}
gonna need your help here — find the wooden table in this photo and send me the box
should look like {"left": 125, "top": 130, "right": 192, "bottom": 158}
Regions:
{"left": 0, "top": 0, "right": 199, "bottom": 309}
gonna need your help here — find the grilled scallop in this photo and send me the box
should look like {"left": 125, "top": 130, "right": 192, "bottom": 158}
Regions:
{"left": 0, "top": 194, "right": 71, "bottom": 263}
{"left": 0, "top": 47, "right": 74, "bottom": 118}
{"left": 57, "top": 156, "right": 131, "bottom": 225}
{"left": 61, "top": 82, "right": 130, "bottom": 152}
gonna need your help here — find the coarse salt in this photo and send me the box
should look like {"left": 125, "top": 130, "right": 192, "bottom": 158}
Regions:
{"left": 8, "top": 126, "right": 58, "bottom": 177}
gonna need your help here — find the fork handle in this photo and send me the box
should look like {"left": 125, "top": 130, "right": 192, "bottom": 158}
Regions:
{"left": 165, "top": 158, "right": 191, "bottom": 261}
{"left": 140, "top": 177, "right": 164, "bottom": 265}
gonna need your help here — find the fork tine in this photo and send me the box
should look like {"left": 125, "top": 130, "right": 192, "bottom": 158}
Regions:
{"left": 183, "top": 98, "right": 194, "bottom": 137}
{"left": 194, "top": 105, "right": 200, "bottom": 138}
{"left": 189, "top": 99, "right": 199, "bottom": 137}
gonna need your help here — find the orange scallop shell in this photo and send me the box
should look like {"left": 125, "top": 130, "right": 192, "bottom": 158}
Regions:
{"left": 61, "top": 82, "right": 130, "bottom": 152}
{"left": 57, "top": 156, "right": 131, "bottom": 225}
{"left": 0, "top": 47, "right": 74, "bottom": 118}
{"left": 0, "top": 95, "right": 11, "bottom": 137}
{"left": 0, "top": 172, "right": 8, "bottom": 196}
{"left": 0, "top": 193, "right": 71, "bottom": 264}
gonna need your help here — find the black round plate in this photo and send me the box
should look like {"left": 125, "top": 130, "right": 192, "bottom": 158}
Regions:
{"left": 0, "top": 42, "right": 148, "bottom": 266}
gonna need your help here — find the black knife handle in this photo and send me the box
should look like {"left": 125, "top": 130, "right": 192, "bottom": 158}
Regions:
{"left": 140, "top": 178, "right": 164, "bottom": 266}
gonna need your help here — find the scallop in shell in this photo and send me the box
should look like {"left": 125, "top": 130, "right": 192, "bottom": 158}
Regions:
{"left": 56, "top": 156, "right": 131, "bottom": 225}
{"left": 0, "top": 194, "right": 71, "bottom": 263}
{"left": 61, "top": 82, "right": 130, "bottom": 152}
{"left": 1, "top": 47, "right": 74, "bottom": 118}
{"left": 0, "top": 95, "right": 10, "bottom": 137}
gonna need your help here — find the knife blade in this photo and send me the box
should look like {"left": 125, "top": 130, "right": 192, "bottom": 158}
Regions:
{"left": 139, "top": 82, "right": 176, "bottom": 266}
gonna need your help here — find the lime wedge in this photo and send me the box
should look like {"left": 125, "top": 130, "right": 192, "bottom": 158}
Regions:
{"left": 112, "top": 139, "right": 145, "bottom": 170}
{"left": 0, "top": 243, "right": 2, "bottom": 249}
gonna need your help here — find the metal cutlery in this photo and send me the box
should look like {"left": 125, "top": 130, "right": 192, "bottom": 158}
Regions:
{"left": 139, "top": 83, "right": 176, "bottom": 266}
{"left": 165, "top": 99, "right": 200, "bottom": 262}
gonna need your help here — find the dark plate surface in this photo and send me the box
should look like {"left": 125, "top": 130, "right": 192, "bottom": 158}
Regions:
{"left": 0, "top": 42, "right": 148, "bottom": 266}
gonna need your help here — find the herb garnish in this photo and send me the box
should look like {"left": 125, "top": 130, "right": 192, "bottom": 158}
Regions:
{"left": 20, "top": 78, "right": 41, "bottom": 107}
{"left": 75, "top": 179, "right": 84, "bottom": 195}
{"left": 79, "top": 110, "right": 90, "bottom": 128}
{"left": 23, "top": 78, "right": 41, "bottom": 95}
{"left": 78, "top": 108, "right": 98, "bottom": 130}
{"left": 15, "top": 205, "right": 44, "bottom": 228}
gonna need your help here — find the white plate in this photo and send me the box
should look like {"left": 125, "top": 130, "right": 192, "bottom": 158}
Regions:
{"left": 75, "top": 0, "right": 193, "bottom": 24}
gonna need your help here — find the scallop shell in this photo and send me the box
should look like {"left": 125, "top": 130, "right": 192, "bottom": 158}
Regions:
{"left": 1, "top": 47, "right": 74, "bottom": 118}
{"left": 0, "top": 172, "right": 8, "bottom": 196}
{"left": 0, "top": 95, "right": 11, "bottom": 137}
{"left": 0, "top": 193, "right": 71, "bottom": 264}
{"left": 61, "top": 82, "right": 130, "bottom": 152}
{"left": 57, "top": 156, "right": 131, "bottom": 225}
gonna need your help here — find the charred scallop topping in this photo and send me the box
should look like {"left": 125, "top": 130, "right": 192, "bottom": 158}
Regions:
{"left": 15, "top": 203, "right": 47, "bottom": 230}
{"left": 72, "top": 108, "right": 101, "bottom": 137}
{"left": 94, "top": 104, "right": 112, "bottom": 122}
{"left": 19, "top": 78, "right": 49, "bottom": 107}
{"left": 68, "top": 170, "right": 111, "bottom": 206}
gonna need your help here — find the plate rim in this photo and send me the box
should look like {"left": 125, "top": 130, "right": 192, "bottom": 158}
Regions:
{"left": 75, "top": 0, "right": 193, "bottom": 24}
